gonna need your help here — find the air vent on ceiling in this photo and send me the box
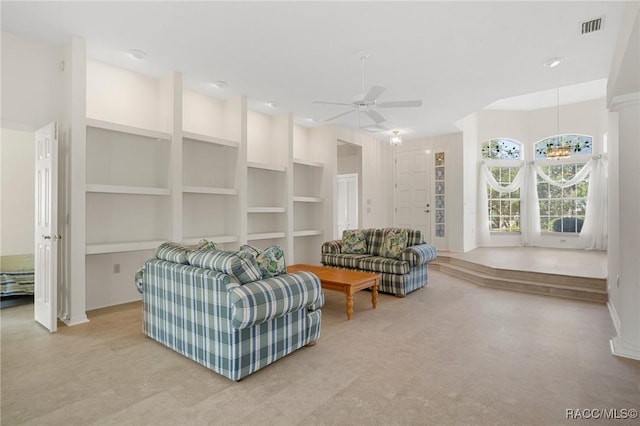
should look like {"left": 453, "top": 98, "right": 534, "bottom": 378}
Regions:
{"left": 581, "top": 17, "right": 603, "bottom": 35}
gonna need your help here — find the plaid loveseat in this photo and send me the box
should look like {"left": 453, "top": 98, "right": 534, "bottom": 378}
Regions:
{"left": 321, "top": 228, "right": 438, "bottom": 296}
{"left": 141, "top": 244, "right": 323, "bottom": 381}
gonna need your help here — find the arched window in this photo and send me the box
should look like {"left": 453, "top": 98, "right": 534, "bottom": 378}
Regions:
{"left": 535, "top": 134, "right": 592, "bottom": 233}
{"left": 534, "top": 134, "right": 592, "bottom": 159}
{"left": 481, "top": 139, "right": 522, "bottom": 233}
{"left": 482, "top": 138, "right": 521, "bottom": 160}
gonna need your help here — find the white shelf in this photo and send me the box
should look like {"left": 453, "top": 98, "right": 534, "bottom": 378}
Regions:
{"left": 293, "top": 196, "right": 323, "bottom": 203}
{"left": 293, "top": 158, "right": 324, "bottom": 168}
{"left": 182, "top": 235, "right": 239, "bottom": 245}
{"left": 247, "top": 207, "right": 286, "bottom": 213}
{"left": 247, "top": 232, "right": 286, "bottom": 241}
{"left": 247, "top": 161, "right": 287, "bottom": 173}
{"left": 86, "top": 184, "right": 170, "bottom": 196}
{"left": 86, "top": 240, "right": 165, "bottom": 255}
{"left": 183, "top": 186, "right": 238, "bottom": 195}
{"left": 182, "top": 131, "right": 240, "bottom": 148}
{"left": 86, "top": 118, "right": 171, "bottom": 140}
{"left": 293, "top": 230, "right": 323, "bottom": 237}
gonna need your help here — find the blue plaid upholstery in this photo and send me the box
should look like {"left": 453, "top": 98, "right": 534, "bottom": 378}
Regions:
{"left": 227, "top": 272, "right": 324, "bottom": 329}
{"left": 321, "top": 253, "right": 370, "bottom": 269}
{"left": 155, "top": 242, "right": 191, "bottom": 264}
{"left": 321, "top": 239, "right": 343, "bottom": 254}
{"left": 188, "top": 249, "right": 262, "bottom": 284}
{"left": 142, "top": 258, "right": 323, "bottom": 382}
{"left": 358, "top": 256, "right": 409, "bottom": 275}
{"left": 400, "top": 244, "right": 438, "bottom": 266}
{"left": 321, "top": 228, "right": 437, "bottom": 296}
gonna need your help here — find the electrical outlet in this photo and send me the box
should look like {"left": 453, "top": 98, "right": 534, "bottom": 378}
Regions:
{"left": 113, "top": 264, "right": 121, "bottom": 274}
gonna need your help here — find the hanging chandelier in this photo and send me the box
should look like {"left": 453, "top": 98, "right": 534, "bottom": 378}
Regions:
{"left": 390, "top": 130, "right": 402, "bottom": 146}
{"left": 547, "top": 88, "right": 571, "bottom": 159}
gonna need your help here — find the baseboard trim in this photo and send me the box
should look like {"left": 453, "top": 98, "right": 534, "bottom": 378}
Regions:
{"left": 62, "top": 315, "right": 90, "bottom": 326}
{"left": 607, "top": 301, "right": 621, "bottom": 336}
{"left": 609, "top": 337, "right": 640, "bottom": 361}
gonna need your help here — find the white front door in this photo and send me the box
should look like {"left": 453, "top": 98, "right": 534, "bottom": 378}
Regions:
{"left": 34, "top": 122, "right": 58, "bottom": 333}
{"left": 336, "top": 173, "right": 358, "bottom": 238}
{"left": 395, "top": 149, "right": 432, "bottom": 241}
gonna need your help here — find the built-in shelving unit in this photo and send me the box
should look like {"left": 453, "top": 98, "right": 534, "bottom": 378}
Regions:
{"left": 78, "top": 59, "right": 331, "bottom": 310}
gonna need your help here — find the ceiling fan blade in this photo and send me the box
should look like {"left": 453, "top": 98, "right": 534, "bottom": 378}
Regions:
{"left": 312, "top": 101, "right": 352, "bottom": 106}
{"left": 364, "top": 86, "right": 386, "bottom": 102}
{"left": 324, "top": 109, "right": 355, "bottom": 122}
{"left": 377, "top": 100, "right": 423, "bottom": 108}
{"left": 365, "top": 109, "right": 386, "bottom": 123}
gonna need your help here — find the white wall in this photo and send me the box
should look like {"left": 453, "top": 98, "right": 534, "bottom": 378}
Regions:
{"left": 0, "top": 128, "right": 35, "bottom": 255}
{"left": 607, "top": 3, "right": 640, "bottom": 361}
{"left": 1, "top": 32, "right": 63, "bottom": 129}
{"left": 331, "top": 126, "right": 394, "bottom": 230}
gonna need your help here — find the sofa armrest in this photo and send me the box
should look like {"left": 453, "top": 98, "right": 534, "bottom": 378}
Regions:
{"left": 227, "top": 271, "right": 324, "bottom": 329}
{"left": 321, "top": 240, "right": 343, "bottom": 254}
{"left": 400, "top": 244, "right": 438, "bottom": 267}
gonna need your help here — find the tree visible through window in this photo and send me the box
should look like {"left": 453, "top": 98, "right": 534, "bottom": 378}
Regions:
{"left": 537, "top": 163, "right": 589, "bottom": 233}
{"left": 488, "top": 167, "right": 521, "bottom": 232}
{"left": 482, "top": 138, "right": 522, "bottom": 233}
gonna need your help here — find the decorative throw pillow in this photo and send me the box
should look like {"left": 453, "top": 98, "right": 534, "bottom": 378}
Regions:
{"left": 381, "top": 229, "right": 408, "bottom": 259}
{"left": 255, "top": 245, "right": 286, "bottom": 278}
{"left": 239, "top": 244, "right": 261, "bottom": 257}
{"left": 187, "top": 249, "right": 262, "bottom": 284}
{"left": 342, "top": 229, "right": 368, "bottom": 254}
{"left": 197, "top": 239, "right": 220, "bottom": 251}
{"left": 155, "top": 242, "right": 191, "bottom": 264}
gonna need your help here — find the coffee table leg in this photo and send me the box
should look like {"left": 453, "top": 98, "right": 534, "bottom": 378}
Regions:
{"left": 346, "top": 290, "right": 354, "bottom": 320}
{"left": 372, "top": 280, "right": 378, "bottom": 309}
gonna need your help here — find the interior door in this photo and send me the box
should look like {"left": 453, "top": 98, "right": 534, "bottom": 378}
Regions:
{"left": 34, "top": 122, "right": 58, "bottom": 332}
{"left": 395, "top": 149, "right": 432, "bottom": 241}
{"left": 336, "top": 173, "right": 358, "bottom": 238}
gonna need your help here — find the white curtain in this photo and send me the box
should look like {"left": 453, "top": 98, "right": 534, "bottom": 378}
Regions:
{"left": 478, "top": 155, "right": 607, "bottom": 250}
{"left": 579, "top": 155, "right": 608, "bottom": 250}
{"left": 477, "top": 161, "right": 525, "bottom": 245}
{"left": 520, "top": 162, "right": 540, "bottom": 246}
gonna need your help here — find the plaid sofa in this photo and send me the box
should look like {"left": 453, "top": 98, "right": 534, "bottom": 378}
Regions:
{"left": 321, "top": 228, "right": 438, "bottom": 296}
{"left": 141, "top": 245, "right": 323, "bottom": 381}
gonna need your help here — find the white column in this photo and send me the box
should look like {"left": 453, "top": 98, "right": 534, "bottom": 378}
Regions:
{"left": 609, "top": 93, "right": 640, "bottom": 360}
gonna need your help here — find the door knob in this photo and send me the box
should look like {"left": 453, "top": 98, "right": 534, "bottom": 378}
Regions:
{"left": 43, "top": 234, "right": 62, "bottom": 240}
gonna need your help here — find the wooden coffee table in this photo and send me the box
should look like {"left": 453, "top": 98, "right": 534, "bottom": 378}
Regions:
{"left": 287, "top": 264, "right": 379, "bottom": 320}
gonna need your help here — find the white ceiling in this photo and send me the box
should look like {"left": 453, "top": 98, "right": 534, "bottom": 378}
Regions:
{"left": 1, "top": 1, "right": 629, "bottom": 139}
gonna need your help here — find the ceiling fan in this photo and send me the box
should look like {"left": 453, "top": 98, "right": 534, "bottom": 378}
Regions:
{"left": 313, "top": 52, "right": 423, "bottom": 127}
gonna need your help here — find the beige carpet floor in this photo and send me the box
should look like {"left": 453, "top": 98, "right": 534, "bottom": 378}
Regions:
{"left": 2, "top": 270, "right": 639, "bottom": 425}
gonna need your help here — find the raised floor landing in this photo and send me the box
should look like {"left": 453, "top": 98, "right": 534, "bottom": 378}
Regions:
{"left": 432, "top": 247, "right": 608, "bottom": 303}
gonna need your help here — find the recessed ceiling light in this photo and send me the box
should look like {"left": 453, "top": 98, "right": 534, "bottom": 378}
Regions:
{"left": 212, "top": 80, "right": 228, "bottom": 89}
{"left": 543, "top": 57, "right": 564, "bottom": 68}
{"left": 127, "top": 49, "right": 147, "bottom": 60}
{"left": 266, "top": 101, "right": 279, "bottom": 108}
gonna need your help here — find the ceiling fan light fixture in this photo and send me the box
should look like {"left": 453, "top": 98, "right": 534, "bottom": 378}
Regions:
{"left": 390, "top": 130, "right": 402, "bottom": 146}
{"left": 543, "top": 57, "right": 564, "bottom": 68}
{"left": 211, "top": 80, "right": 228, "bottom": 89}
{"left": 127, "top": 49, "right": 147, "bottom": 60}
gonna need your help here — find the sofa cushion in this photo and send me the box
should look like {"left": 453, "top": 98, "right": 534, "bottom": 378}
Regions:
{"left": 381, "top": 229, "right": 408, "bottom": 259}
{"left": 227, "top": 271, "right": 323, "bottom": 329}
{"left": 196, "top": 239, "right": 221, "bottom": 251}
{"left": 367, "top": 229, "right": 387, "bottom": 256}
{"left": 321, "top": 253, "right": 371, "bottom": 269}
{"left": 342, "top": 229, "right": 368, "bottom": 254}
{"left": 239, "top": 244, "right": 261, "bottom": 257}
{"left": 405, "top": 229, "right": 424, "bottom": 246}
{"left": 188, "top": 249, "right": 262, "bottom": 284}
{"left": 155, "top": 242, "right": 191, "bottom": 264}
{"left": 358, "top": 256, "right": 410, "bottom": 275}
